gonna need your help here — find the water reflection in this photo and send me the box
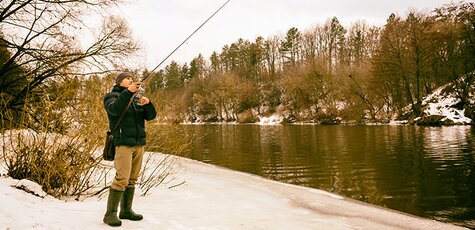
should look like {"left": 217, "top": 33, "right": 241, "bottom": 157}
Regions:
{"left": 178, "top": 124, "right": 475, "bottom": 228}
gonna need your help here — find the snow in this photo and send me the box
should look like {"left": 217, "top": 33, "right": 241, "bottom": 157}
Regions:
{"left": 0, "top": 154, "right": 468, "bottom": 229}
{"left": 256, "top": 82, "right": 473, "bottom": 126}
{"left": 13, "top": 179, "right": 47, "bottom": 198}
{"left": 257, "top": 114, "right": 283, "bottom": 125}
{"left": 421, "top": 87, "right": 472, "bottom": 124}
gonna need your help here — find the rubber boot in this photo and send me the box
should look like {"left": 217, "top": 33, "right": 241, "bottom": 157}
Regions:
{"left": 103, "top": 188, "right": 124, "bottom": 227}
{"left": 119, "top": 187, "right": 143, "bottom": 221}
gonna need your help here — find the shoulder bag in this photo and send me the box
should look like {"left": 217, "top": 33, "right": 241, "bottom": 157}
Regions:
{"left": 103, "top": 97, "right": 134, "bottom": 161}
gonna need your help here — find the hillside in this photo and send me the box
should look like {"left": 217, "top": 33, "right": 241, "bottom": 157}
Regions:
{"left": 409, "top": 80, "right": 474, "bottom": 125}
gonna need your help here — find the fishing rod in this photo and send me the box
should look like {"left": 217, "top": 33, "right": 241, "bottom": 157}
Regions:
{"left": 140, "top": 0, "right": 231, "bottom": 82}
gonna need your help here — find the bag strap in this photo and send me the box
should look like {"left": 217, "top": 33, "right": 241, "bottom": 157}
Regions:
{"left": 110, "top": 94, "right": 135, "bottom": 133}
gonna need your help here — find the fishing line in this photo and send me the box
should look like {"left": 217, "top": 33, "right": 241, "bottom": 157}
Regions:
{"left": 140, "top": 0, "right": 231, "bottom": 82}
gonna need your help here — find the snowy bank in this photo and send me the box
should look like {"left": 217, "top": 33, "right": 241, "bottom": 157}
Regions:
{"left": 415, "top": 86, "right": 472, "bottom": 125}
{"left": 0, "top": 156, "right": 468, "bottom": 230}
{"left": 257, "top": 114, "right": 283, "bottom": 125}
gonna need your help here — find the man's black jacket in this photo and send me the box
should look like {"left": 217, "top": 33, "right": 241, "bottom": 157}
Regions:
{"left": 104, "top": 85, "right": 157, "bottom": 146}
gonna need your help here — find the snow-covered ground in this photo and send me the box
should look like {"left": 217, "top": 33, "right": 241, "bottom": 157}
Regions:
{"left": 257, "top": 114, "right": 283, "bottom": 125}
{"left": 0, "top": 155, "right": 468, "bottom": 230}
{"left": 417, "top": 86, "right": 472, "bottom": 124}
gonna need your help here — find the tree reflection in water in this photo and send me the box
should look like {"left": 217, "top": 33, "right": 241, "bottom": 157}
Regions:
{"left": 170, "top": 124, "right": 474, "bottom": 229}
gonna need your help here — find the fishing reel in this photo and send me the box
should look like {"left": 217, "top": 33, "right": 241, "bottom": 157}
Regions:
{"left": 135, "top": 83, "right": 145, "bottom": 106}
{"left": 136, "top": 85, "right": 145, "bottom": 99}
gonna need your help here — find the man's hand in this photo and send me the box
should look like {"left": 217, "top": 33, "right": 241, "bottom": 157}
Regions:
{"left": 139, "top": 97, "right": 150, "bottom": 105}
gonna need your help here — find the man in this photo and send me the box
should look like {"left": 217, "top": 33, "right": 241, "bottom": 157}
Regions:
{"left": 103, "top": 72, "right": 157, "bottom": 227}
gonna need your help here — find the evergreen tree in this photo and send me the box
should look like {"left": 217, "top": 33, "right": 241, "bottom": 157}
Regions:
{"left": 280, "top": 27, "right": 301, "bottom": 66}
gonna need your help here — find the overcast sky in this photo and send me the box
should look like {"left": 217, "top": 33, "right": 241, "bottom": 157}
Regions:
{"left": 108, "top": 0, "right": 454, "bottom": 70}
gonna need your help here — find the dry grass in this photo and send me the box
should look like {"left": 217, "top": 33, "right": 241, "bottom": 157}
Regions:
{"left": 138, "top": 123, "right": 193, "bottom": 196}
{"left": 1, "top": 77, "right": 191, "bottom": 199}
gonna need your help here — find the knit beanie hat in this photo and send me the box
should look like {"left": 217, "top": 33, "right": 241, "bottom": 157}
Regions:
{"left": 115, "top": 72, "right": 133, "bottom": 86}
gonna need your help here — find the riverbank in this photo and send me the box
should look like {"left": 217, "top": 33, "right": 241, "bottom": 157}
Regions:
{"left": 0, "top": 155, "right": 468, "bottom": 229}
{"left": 177, "top": 80, "right": 474, "bottom": 126}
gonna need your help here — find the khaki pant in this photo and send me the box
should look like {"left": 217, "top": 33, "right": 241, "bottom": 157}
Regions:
{"left": 111, "top": 145, "right": 144, "bottom": 191}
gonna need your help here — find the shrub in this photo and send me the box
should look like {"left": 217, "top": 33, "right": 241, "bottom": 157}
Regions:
{"left": 1, "top": 76, "right": 192, "bottom": 199}
{"left": 138, "top": 123, "right": 193, "bottom": 196}
{"left": 0, "top": 77, "right": 107, "bottom": 198}
{"left": 3, "top": 130, "right": 101, "bottom": 198}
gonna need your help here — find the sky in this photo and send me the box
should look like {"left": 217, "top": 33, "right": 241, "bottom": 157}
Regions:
{"left": 102, "top": 0, "right": 455, "bottom": 70}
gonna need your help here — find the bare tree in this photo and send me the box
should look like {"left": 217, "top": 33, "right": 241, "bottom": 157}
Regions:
{"left": 301, "top": 28, "right": 317, "bottom": 62}
{"left": 264, "top": 35, "right": 281, "bottom": 77}
{"left": 347, "top": 20, "right": 379, "bottom": 66}
{"left": 373, "top": 11, "right": 438, "bottom": 117}
{"left": 0, "top": 0, "right": 140, "bottom": 128}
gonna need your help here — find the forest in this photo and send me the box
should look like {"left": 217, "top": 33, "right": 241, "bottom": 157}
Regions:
{"left": 139, "top": 2, "right": 475, "bottom": 124}
{"left": 0, "top": 1, "right": 474, "bottom": 129}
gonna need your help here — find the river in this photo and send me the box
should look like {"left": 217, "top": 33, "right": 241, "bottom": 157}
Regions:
{"left": 172, "top": 124, "right": 474, "bottom": 228}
